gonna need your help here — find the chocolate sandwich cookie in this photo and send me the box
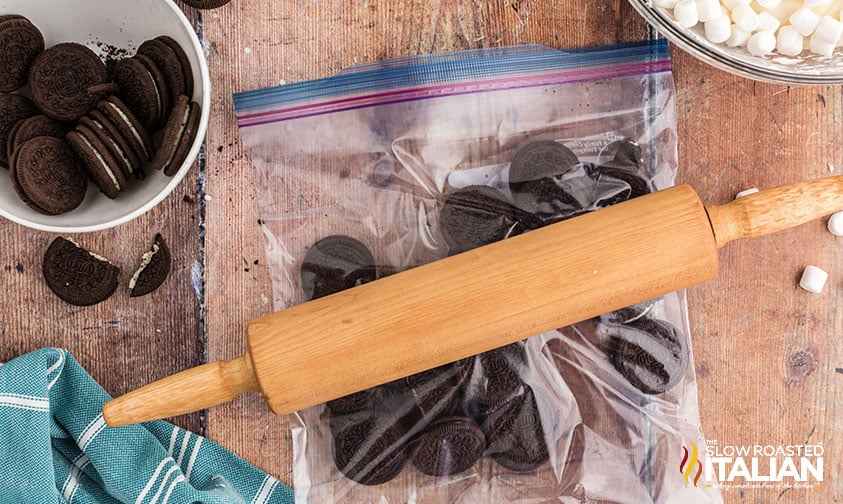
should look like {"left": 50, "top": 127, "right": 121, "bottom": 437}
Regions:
{"left": 28, "top": 43, "right": 109, "bottom": 121}
{"left": 97, "top": 96, "right": 154, "bottom": 164}
{"left": 181, "top": 0, "right": 233, "bottom": 9}
{"left": 113, "top": 55, "right": 169, "bottom": 130}
{"left": 605, "top": 316, "right": 688, "bottom": 395}
{"left": 462, "top": 345, "right": 527, "bottom": 416}
{"left": 148, "top": 95, "right": 201, "bottom": 176}
{"left": 404, "top": 364, "right": 462, "bottom": 421}
{"left": 327, "top": 387, "right": 385, "bottom": 415}
{"left": 611, "top": 139, "right": 643, "bottom": 166}
{"left": 508, "top": 140, "right": 586, "bottom": 225}
{"left": 7, "top": 115, "right": 67, "bottom": 162}
{"left": 602, "top": 299, "right": 658, "bottom": 326}
{"left": 138, "top": 38, "right": 186, "bottom": 105}
{"left": 411, "top": 416, "right": 486, "bottom": 476}
{"left": 42, "top": 237, "right": 120, "bottom": 307}
{"left": 78, "top": 115, "right": 133, "bottom": 181}
{"left": 483, "top": 387, "right": 549, "bottom": 472}
{"left": 129, "top": 234, "right": 171, "bottom": 297}
{"left": 156, "top": 36, "right": 194, "bottom": 98}
{"left": 332, "top": 412, "right": 409, "bottom": 485}
{"left": 300, "top": 235, "right": 377, "bottom": 300}
{"left": 0, "top": 17, "right": 44, "bottom": 93}
{"left": 0, "top": 94, "right": 38, "bottom": 168}
{"left": 11, "top": 136, "right": 87, "bottom": 215}
{"left": 438, "top": 185, "right": 522, "bottom": 255}
{"left": 87, "top": 109, "right": 143, "bottom": 177}
{"left": 67, "top": 126, "right": 126, "bottom": 199}
{"left": 163, "top": 99, "right": 201, "bottom": 177}
{"left": 509, "top": 140, "right": 579, "bottom": 191}
{"left": 589, "top": 160, "right": 652, "bottom": 208}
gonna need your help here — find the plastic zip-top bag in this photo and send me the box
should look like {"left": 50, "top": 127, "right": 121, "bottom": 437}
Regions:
{"left": 234, "top": 39, "right": 723, "bottom": 504}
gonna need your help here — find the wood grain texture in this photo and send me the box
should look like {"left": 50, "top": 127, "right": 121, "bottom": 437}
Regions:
{"left": 0, "top": 0, "right": 839, "bottom": 502}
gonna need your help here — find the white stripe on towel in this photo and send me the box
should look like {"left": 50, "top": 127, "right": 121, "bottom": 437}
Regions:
{"left": 136, "top": 458, "right": 171, "bottom": 504}
{"left": 161, "top": 475, "right": 186, "bottom": 504}
{"left": 0, "top": 394, "right": 50, "bottom": 412}
{"left": 149, "top": 466, "right": 180, "bottom": 504}
{"left": 251, "top": 475, "right": 279, "bottom": 504}
{"left": 77, "top": 414, "right": 106, "bottom": 452}
{"left": 184, "top": 437, "right": 202, "bottom": 479}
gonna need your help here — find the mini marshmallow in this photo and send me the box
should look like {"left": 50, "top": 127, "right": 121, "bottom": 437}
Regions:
{"left": 799, "top": 265, "right": 828, "bottom": 294}
{"left": 810, "top": 34, "right": 836, "bottom": 55}
{"left": 654, "top": 0, "right": 680, "bottom": 8}
{"left": 674, "top": 0, "right": 700, "bottom": 27}
{"left": 747, "top": 30, "right": 777, "bottom": 55}
{"left": 814, "top": 15, "right": 843, "bottom": 44}
{"left": 790, "top": 7, "right": 821, "bottom": 36}
{"left": 735, "top": 187, "right": 759, "bottom": 198}
{"left": 777, "top": 25, "right": 805, "bottom": 55}
{"left": 755, "top": 0, "right": 782, "bottom": 7}
{"left": 805, "top": 0, "right": 832, "bottom": 6}
{"left": 726, "top": 24, "right": 752, "bottom": 46}
{"left": 757, "top": 11, "right": 782, "bottom": 32}
{"left": 706, "top": 14, "right": 733, "bottom": 42}
{"left": 696, "top": 0, "right": 723, "bottom": 21}
{"left": 731, "top": 4, "right": 760, "bottom": 31}
{"left": 827, "top": 211, "right": 843, "bottom": 236}
{"left": 722, "top": 0, "right": 751, "bottom": 7}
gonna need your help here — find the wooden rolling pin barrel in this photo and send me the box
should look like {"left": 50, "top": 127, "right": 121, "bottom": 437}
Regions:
{"left": 103, "top": 176, "right": 843, "bottom": 427}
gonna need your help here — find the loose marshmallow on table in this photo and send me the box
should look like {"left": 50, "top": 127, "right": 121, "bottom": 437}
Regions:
{"left": 827, "top": 211, "right": 843, "bottom": 235}
{"left": 735, "top": 187, "right": 760, "bottom": 198}
{"left": 799, "top": 265, "right": 828, "bottom": 294}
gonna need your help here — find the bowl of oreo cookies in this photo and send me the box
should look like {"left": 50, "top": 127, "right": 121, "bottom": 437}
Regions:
{"left": 0, "top": 0, "right": 210, "bottom": 232}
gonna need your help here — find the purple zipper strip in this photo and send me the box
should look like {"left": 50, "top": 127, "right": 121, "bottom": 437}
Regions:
{"left": 237, "top": 60, "right": 671, "bottom": 128}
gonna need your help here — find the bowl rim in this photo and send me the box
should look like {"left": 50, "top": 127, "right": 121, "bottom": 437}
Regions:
{"left": 0, "top": 0, "right": 211, "bottom": 233}
{"left": 627, "top": 0, "right": 843, "bottom": 85}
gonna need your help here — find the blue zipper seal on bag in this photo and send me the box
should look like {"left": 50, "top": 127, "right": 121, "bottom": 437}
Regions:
{"left": 234, "top": 39, "right": 670, "bottom": 127}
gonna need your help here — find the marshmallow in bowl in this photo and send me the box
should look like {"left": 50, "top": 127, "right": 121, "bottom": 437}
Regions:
{"left": 658, "top": 0, "right": 843, "bottom": 57}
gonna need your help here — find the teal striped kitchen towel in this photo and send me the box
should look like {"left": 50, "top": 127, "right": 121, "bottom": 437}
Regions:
{"left": 0, "top": 348, "right": 294, "bottom": 504}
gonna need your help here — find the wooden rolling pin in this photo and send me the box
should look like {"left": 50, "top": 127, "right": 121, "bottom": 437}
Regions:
{"left": 103, "top": 176, "right": 843, "bottom": 427}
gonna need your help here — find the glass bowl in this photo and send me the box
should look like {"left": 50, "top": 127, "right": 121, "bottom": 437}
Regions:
{"left": 627, "top": 0, "right": 843, "bottom": 85}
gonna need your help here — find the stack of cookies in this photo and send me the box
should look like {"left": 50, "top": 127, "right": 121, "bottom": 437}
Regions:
{"left": 297, "top": 234, "right": 550, "bottom": 485}
{"left": 0, "top": 14, "right": 202, "bottom": 216}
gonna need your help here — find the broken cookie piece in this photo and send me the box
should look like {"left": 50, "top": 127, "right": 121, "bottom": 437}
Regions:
{"left": 129, "top": 234, "right": 171, "bottom": 297}
{"left": 42, "top": 237, "right": 120, "bottom": 306}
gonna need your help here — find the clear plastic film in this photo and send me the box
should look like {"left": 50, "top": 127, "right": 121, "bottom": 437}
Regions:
{"left": 234, "top": 40, "right": 723, "bottom": 503}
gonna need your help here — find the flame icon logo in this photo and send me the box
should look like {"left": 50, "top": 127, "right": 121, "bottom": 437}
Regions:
{"left": 680, "top": 441, "right": 703, "bottom": 486}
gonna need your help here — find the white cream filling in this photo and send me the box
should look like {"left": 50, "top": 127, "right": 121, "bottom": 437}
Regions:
{"left": 142, "top": 67, "right": 163, "bottom": 122}
{"left": 66, "top": 238, "right": 110, "bottom": 263}
{"left": 107, "top": 102, "right": 150, "bottom": 159}
{"left": 77, "top": 134, "right": 121, "bottom": 191}
{"left": 163, "top": 107, "right": 191, "bottom": 169}
{"left": 129, "top": 244, "right": 159, "bottom": 290}
{"left": 92, "top": 119, "right": 133, "bottom": 174}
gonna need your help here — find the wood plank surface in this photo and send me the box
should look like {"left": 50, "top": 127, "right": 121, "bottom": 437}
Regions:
{"left": 0, "top": 0, "right": 840, "bottom": 502}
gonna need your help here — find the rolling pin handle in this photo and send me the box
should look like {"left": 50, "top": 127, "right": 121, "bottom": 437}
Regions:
{"left": 706, "top": 175, "right": 843, "bottom": 248}
{"left": 102, "top": 353, "right": 260, "bottom": 427}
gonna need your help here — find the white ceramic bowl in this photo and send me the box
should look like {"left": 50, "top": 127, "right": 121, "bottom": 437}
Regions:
{"left": 0, "top": 0, "right": 210, "bottom": 233}
{"left": 628, "top": 0, "right": 843, "bottom": 85}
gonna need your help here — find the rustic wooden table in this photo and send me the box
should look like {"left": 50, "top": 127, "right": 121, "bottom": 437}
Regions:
{"left": 1, "top": 1, "right": 840, "bottom": 502}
